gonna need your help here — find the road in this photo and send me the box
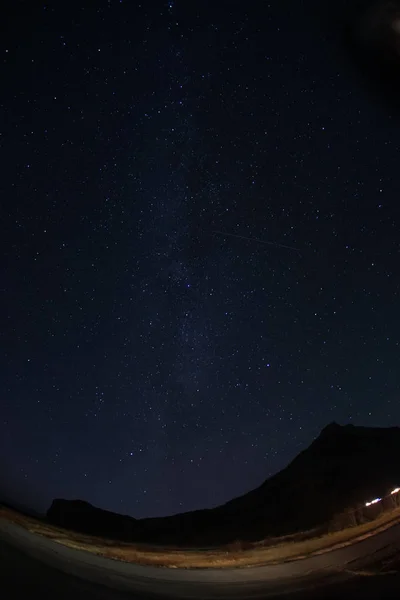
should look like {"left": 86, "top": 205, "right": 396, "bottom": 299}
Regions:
{"left": 1, "top": 518, "right": 400, "bottom": 599}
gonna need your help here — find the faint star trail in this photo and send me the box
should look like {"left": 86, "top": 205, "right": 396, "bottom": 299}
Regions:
{"left": 212, "top": 230, "right": 301, "bottom": 253}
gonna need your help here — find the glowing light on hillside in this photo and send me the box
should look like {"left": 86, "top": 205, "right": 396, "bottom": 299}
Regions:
{"left": 365, "top": 497, "right": 381, "bottom": 507}
{"left": 390, "top": 487, "right": 400, "bottom": 495}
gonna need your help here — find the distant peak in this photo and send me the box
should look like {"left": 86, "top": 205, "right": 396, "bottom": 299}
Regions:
{"left": 318, "top": 422, "right": 359, "bottom": 439}
{"left": 321, "top": 421, "right": 341, "bottom": 433}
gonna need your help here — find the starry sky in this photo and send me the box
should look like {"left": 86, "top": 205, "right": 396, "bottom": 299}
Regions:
{"left": 1, "top": 0, "right": 400, "bottom": 519}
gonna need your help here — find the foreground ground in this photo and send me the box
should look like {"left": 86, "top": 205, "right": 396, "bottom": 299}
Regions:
{"left": 2, "top": 505, "right": 400, "bottom": 568}
{"left": 1, "top": 517, "right": 400, "bottom": 599}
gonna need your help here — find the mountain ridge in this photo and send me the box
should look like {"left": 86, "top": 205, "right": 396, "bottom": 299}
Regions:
{"left": 46, "top": 422, "right": 400, "bottom": 545}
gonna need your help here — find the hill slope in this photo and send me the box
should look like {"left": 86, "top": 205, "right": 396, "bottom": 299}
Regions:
{"left": 47, "top": 423, "right": 400, "bottom": 545}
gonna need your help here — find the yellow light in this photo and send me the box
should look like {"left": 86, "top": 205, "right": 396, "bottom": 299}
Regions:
{"left": 390, "top": 487, "right": 400, "bottom": 495}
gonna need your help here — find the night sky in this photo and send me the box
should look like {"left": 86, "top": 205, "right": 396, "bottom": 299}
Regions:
{"left": 1, "top": 1, "right": 400, "bottom": 519}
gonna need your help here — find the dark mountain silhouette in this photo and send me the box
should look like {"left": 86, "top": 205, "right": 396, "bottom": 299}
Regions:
{"left": 47, "top": 423, "right": 400, "bottom": 545}
{"left": 47, "top": 499, "right": 140, "bottom": 539}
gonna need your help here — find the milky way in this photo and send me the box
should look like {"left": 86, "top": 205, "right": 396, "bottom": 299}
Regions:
{"left": 1, "top": 1, "right": 400, "bottom": 518}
